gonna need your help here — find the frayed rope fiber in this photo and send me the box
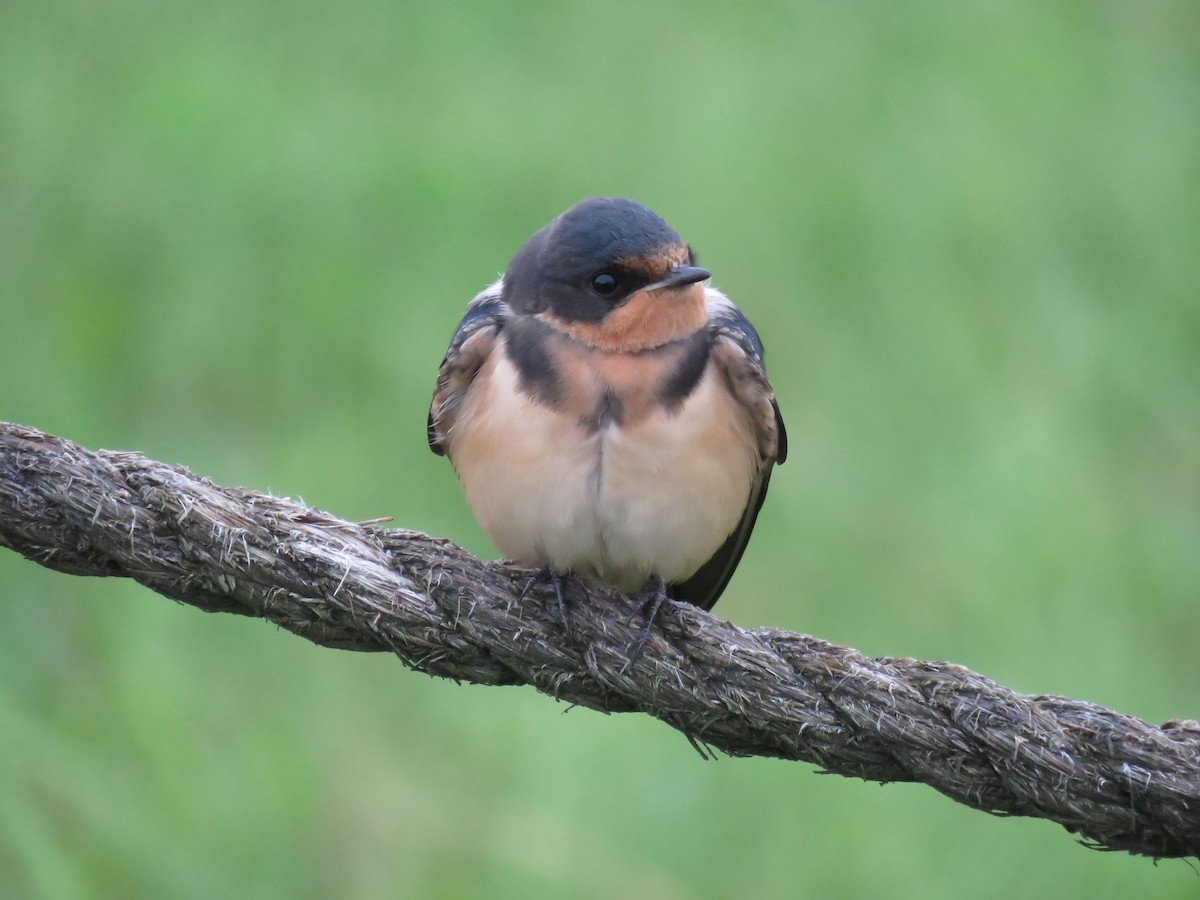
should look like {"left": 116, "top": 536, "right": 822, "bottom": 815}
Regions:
{"left": 1, "top": 422, "right": 1197, "bottom": 858}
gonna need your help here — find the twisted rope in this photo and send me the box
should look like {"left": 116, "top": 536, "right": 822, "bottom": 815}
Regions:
{"left": 1, "top": 422, "right": 1197, "bottom": 858}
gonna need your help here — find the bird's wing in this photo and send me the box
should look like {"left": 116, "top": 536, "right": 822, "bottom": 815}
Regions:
{"left": 670, "top": 288, "right": 787, "bottom": 611}
{"left": 428, "top": 280, "right": 509, "bottom": 456}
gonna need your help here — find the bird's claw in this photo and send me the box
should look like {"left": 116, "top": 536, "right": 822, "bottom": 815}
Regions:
{"left": 627, "top": 575, "right": 669, "bottom": 665}
{"left": 547, "top": 569, "right": 573, "bottom": 640}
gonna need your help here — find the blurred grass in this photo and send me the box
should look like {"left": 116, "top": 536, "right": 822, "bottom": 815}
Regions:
{"left": 2, "top": 1, "right": 1199, "bottom": 896}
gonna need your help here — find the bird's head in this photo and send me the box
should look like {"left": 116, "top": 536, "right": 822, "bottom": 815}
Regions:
{"left": 502, "top": 197, "right": 711, "bottom": 351}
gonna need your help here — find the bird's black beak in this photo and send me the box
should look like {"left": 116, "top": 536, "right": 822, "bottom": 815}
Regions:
{"left": 646, "top": 264, "right": 711, "bottom": 292}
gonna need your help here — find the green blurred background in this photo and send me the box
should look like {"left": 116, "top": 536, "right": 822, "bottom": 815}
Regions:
{"left": 2, "top": 1, "right": 1198, "bottom": 896}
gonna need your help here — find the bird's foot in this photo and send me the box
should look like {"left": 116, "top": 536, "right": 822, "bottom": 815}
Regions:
{"left": 627, "top": 574, "right": 670, "bottom": 665}
{"left": 545, "top": 568, "right": 573, "bottom": 640}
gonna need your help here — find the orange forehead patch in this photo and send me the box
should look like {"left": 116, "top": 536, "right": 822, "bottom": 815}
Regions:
{"left": 616, "top": 245, "right": 692, "bottom": 281}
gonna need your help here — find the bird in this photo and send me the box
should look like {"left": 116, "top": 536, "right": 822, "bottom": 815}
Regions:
{"left": 428, "top": 197, "right": 786, "bottom": 643}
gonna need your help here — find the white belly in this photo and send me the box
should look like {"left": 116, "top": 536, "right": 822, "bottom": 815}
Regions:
{"left": 447, "top": 351, "right": 758, "bottom": 591}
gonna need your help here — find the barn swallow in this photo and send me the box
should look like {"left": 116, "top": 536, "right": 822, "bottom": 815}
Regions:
{"left": 428, "top": 197, "right": 786, "bottom": 642}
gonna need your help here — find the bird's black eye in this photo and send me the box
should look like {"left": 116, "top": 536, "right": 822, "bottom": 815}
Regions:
{"left": 590, "top": 271, "right": 619, "bottom": 296}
